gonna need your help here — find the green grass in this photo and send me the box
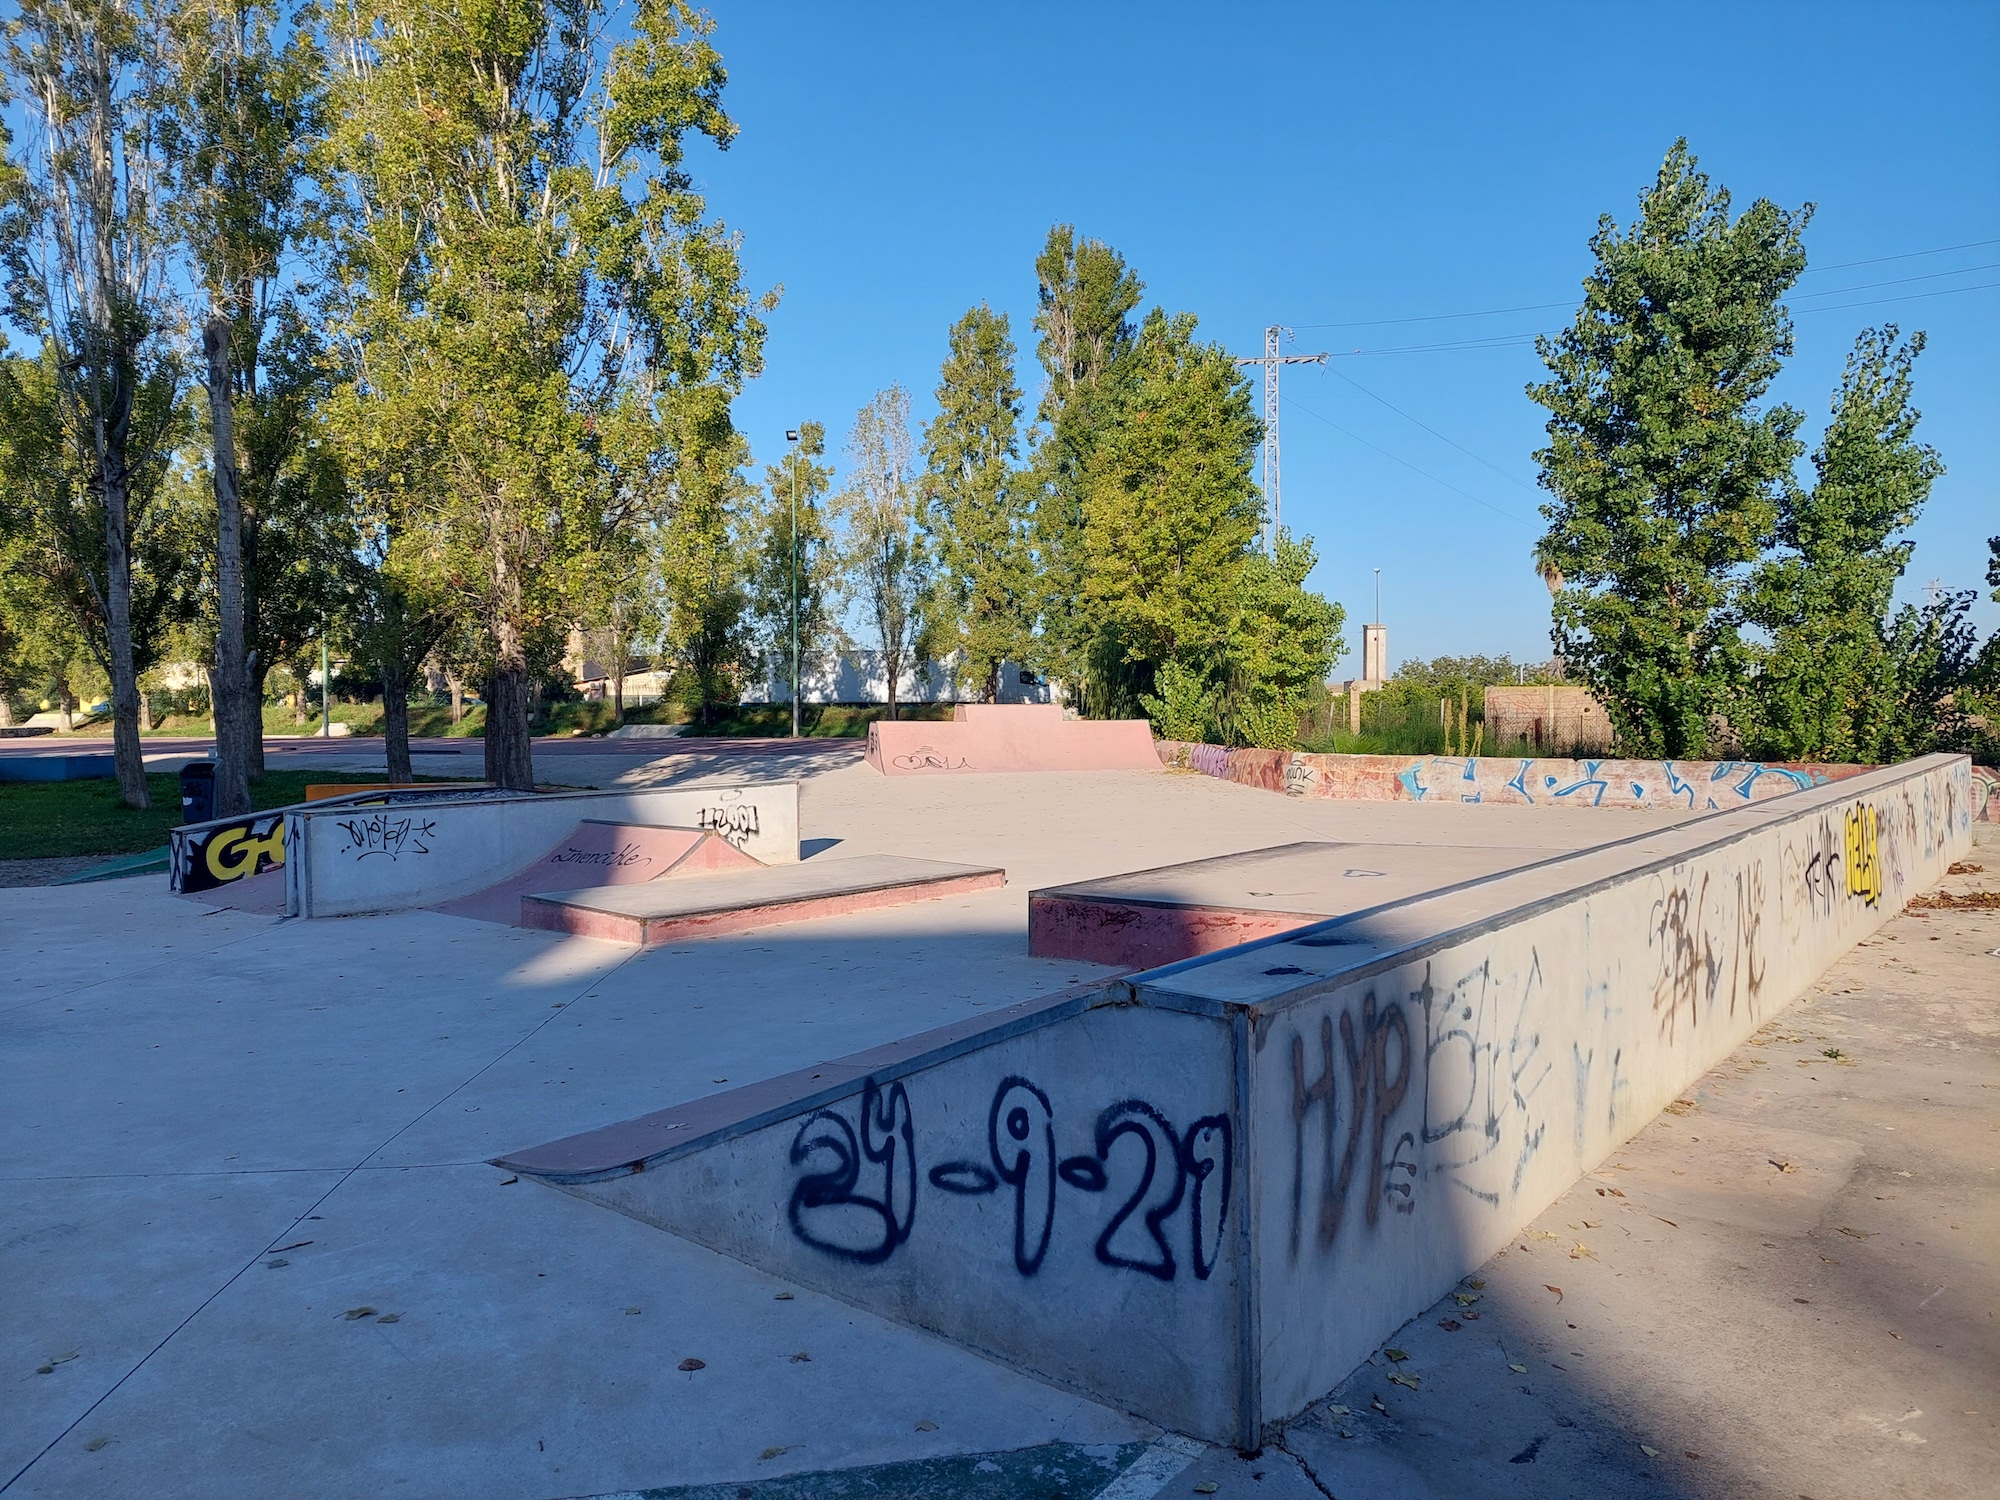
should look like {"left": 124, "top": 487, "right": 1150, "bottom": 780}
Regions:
{"left": 677, "top": 702, "right": 956, "bottom": 738}
{"left": 0, "top": 769, "right": 458, "bottom": 861}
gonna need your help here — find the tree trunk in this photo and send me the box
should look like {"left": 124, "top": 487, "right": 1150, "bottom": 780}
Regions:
{"left": 248, "top": 659, "right": 269, "bottom": 776}
{"left": 102, "top": 457, "right": 150, "bottom": 808}
{"left": 484, "top": 663, "right": 535, "bottom": 790}
{"left": 0, "top": 695, "right": 13, "bottom": 727}
{"left": 59, "top": 688, "right": 74, "bottom": 733}
{"left": 448, "top": 671, "right": 464, "bottom": 725}
{"left": 382, "top": 654, "right": 413, "bottom": 784}
{"left": 204, "top": 314, "right": 253, "bottom": 817}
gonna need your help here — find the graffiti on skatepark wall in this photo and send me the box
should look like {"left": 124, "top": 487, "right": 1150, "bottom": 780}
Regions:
{"left": 696, "top": 799, "right": 762, "bottom": 848}
{"left": 171, "top": 811, "right": 288, "bottom": 892}
{"left": 1844, "top": 805, "right": 1882, "bottom": 907}
{"left": 786, "top": 1076, "right": 1231, "bottom": 1283}
{"left": 335, "top": 812, "right": 437, "bottom": 860}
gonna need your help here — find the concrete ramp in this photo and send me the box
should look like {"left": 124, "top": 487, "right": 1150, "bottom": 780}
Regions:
{"left": 522, "top": 854, "right": 1005, "bottom": 944}
{"left": 1030, "top": 841, "right": 1553, "bottom": 968}
{"left": 498, "top": 753, "right": 1973, "bottom": 1447}
{"left": 283, "top": 781, "right": 800, "bottom": 918}
{"left": 430, "top": 821, "right": 759, "bottom": 926}
{"left": 867, "top": 707, "right": 1157, "bottom": 775}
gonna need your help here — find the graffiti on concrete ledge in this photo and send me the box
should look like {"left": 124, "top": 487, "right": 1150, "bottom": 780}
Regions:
{"left": 786, "top": 1074, "right": 1232, "bottom": 1283}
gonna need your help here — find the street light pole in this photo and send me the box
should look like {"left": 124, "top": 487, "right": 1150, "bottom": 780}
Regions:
{"left": 786, "top": 428, "right": 801, "bottom": 739}
{"left": 319, "top": 621, "right": 330, "bottom": 738}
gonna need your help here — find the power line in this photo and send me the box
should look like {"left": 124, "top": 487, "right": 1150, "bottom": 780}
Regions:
{"left": 1295, "top": 236, "right": 2000, "bottom": 331}
{"left": 1321, "top": 366, "right": 1541, "bottom": 493}
{"left": 1791, "top": 261, "right": 2000, "bottom": 300}
{"left": 1282, "top": 393, "right": 1535, "bottom": 527}
{"left": 1793, "top": 280, "right": 2000, "bottom": 315}
{"left": 1329, "top": 276, "right": 1999, "bottom": 357}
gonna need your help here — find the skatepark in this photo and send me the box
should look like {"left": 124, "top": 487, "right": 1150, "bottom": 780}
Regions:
{"left": 2, "top": 713, "right": 1994, "bottom": 1499}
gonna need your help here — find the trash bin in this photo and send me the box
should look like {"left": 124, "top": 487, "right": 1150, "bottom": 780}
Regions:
{"left": 180, "top": 761, "right": 216, "bottom": 826}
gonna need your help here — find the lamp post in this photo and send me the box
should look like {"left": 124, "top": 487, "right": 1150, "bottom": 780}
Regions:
{"left": 319, "top": 620, "right": 330, "bottom": 738}
{"left": 786, "top": 428, "right": 801, "bottom": 739}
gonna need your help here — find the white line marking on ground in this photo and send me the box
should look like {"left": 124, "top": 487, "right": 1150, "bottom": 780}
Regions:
{"left": 1095, "top": 1433, "right": 1206, "bottom": 1499}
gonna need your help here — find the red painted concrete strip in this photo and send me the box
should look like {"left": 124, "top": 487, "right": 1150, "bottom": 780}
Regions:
{"left": 519, "top": 867, "right": 1006, "bottom": 945}
{"left": 1028, "top": 893, "right": 1318, "bottom": 969}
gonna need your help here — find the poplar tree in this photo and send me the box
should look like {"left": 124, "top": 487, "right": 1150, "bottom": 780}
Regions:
{"left": 1083, "top": 309, "right": 1262, "bottom": 715}
{"left": 162, "top": 0, "right": 326, "bottom": 812}
{"left": 923, "top": 303, "right": 1030, "bottom": 702}
{"left": 323, "top": 0, "right": 767, "bottom": 788}
{"left": 834, "top": 386, "right": 930, "bottom": 720}
{"left": 3, "top": 0, "right": 187, "bottom": 806}
{"left": 1743, "top": 327, "right": 1943, "bottom": 761}
{"left": 1530, "top": 141, "right": 1809, "bottom": 758}
{"left": 747, "top": 420, "right": 840, "bottom": 709}
{"left": 1029, "top": 226, "right": 1141, "bottom": 706}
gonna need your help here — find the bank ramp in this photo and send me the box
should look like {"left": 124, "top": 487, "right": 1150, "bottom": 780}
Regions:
{"left": 498, "top": 754, "right": 1974, "bottom": 1448}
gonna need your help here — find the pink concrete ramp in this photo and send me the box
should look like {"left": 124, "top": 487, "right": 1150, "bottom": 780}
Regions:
{"left": 430, "top": 820, "right": 760, "bottom": 927}
{"left": 867, "top": 707, "right": 1157, "bottom": 775}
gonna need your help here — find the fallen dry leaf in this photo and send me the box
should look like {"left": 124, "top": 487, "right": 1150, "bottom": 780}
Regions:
{"left": 1452, "top": 1291, "right": 1481, "bottom": 1306}
{"left": 1770, "top": 1159, "right": 1798, "bottom": 1173}
{"left": 1946, "top": 861, "right": 1983, "bottom": 875}
{"left": 1438, "top": 1318, "right": 1462, "bottom": 1332}
{"left": 1383, "top": 1347, "right": 1410, "bottom": 1362}
{"left": 1837, "top": 1227, "right": 1874, "bottom": 1240}
{"left": 1387, "top": 1371, "right": 1421, "bottom": 1390}
{"left": 789, "top": 1351, "right": 811, "bottom": 1363}
{"left": 1582, "top": 1220, "right": 1602, "bottom": 1229}
{"left": 1194, "top": 1484, "right": 1220, "bottom": 1495}
{"left": 1664, "top": 1098, "right": 1697, "bottom": 1116}
{"left": 342, "top": 1307, "right": 377, "bottom": 1321}
{"left": 773, "top": 1291, "right": 795, "bottom": 1300}
{"left": 1468, "top": 1278, "right": 1486, "bottom": 1290}
{"left": 1509, "top": 1363, "right": 1528, "bottom": 1373}
{"left": 1326, "top": 1405, "right": 1350, "bottom": 1417}
{"left": 376, "top": 1314, "right": 400, "bottom": 1325}
{"left": 758, "top": 1446, "right": 787, "bottom": 1461}
{"left": 1545, "top": 1285, "right": 1564, "bottom": 1302}
{"left": 1570, "top": 1242, "right": 1597, "bottom": 1260}
{"left": 84, "top": 1438, "right": 108, "bottom": 1453}
{"left": 914, "top": 1419, "right": 939, "bottom": 1432}
{"left": 678, "top": 1357, "right": 706, "bottom": 1371}
{"left": 1640, "top": 1444, "right": 1660, "bottom": 1457}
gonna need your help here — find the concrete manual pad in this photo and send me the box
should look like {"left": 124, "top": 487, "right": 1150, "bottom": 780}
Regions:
{"left": 522, "top": 854, "right": 1006, "bottom": 945}
{"left": 1029, "top": 839, "right": 1551, "bottom": 967}
{"left": 432, "top": 820, "right": 761, "bottom": 926}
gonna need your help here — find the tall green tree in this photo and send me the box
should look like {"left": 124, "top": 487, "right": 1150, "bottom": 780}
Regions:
{"left": 322, "top": 0, "right": 767, "bottom": 787}
{"left": 746, "top": 420, "right": 839, "bottom": 713}
{"left": 1029, "top": 226, "right": 1141, "bottom": 706}
{"left": 923, "top": 303, "right": 1031, "bottom": 702}
{"left": 1082, "top": 308, "right": 1262, "bottom": 717}
{"left": 1530, "top": 140, "right": 1810, "bottom": 758}
{"left": 3, "top": 0, "right": 187, "bottom": 806}
{"left": 656, "top": 387, "right": 755, "bottom": 725}
{"left": 1218, "top": 531, "right": 1345, "bottom": 749}
{"left": 158, "top": 0, "right": 325, "bottom": 812}
{"left": 1743, "top": 327, "right": 1943, "bottom": 761}
{"left": 834, "top": 385, "right": 930, "bottom": 720}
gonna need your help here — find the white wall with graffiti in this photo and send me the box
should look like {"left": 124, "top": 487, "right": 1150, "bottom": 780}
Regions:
{"left": 505, "top": 753, "right": 1973, "bottom": 1447}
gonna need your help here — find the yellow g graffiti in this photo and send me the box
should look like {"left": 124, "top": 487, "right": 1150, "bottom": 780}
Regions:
{"left": 205, "top": 820, "right": 286, "bottom": 883}
{"left": 1843, "top": 805, "right": 1880, "bottom": 907}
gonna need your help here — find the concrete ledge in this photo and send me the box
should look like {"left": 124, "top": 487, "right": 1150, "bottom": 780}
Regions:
{"left": 520, "top": 855, "right": 1006, "bottom": 945}
{"left": 284, "top": 781, "right": 802, "bottom": 918}
{"left": 0, "top": 752, "right": 114, "bottom": 781}
{"left": 1158, "top": 740, "right": 1875, "bottom": 810}
{"left": 868, "top": 713, "right": 1157, "bottom": 775}
{"left": 502, "top": 753, "right": 1974, "bottom": 1448}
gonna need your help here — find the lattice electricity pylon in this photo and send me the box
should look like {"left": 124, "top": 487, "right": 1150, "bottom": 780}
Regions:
{"left": 1235, "top": 326, "right": 1327, "bottom": 552}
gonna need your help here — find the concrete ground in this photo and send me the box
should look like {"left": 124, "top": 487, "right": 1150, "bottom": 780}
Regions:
{"left": 3, "top": 745, "right": 1989, "bottom": 1498}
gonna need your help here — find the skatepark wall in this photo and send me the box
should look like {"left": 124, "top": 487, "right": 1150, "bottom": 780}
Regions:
{"left": 285, "top": 782, "right": 800, "bottom": 918}
{"left": 501, "top": 754, "right": 1972, "bottom": 1448}
{"left": 1157, "top": 739, "right": 1883, "bottom": 811}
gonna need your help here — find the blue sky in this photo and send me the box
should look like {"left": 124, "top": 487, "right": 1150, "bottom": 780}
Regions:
{"left": 695, "top": 1, "right": 1998, "bottom": 676}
